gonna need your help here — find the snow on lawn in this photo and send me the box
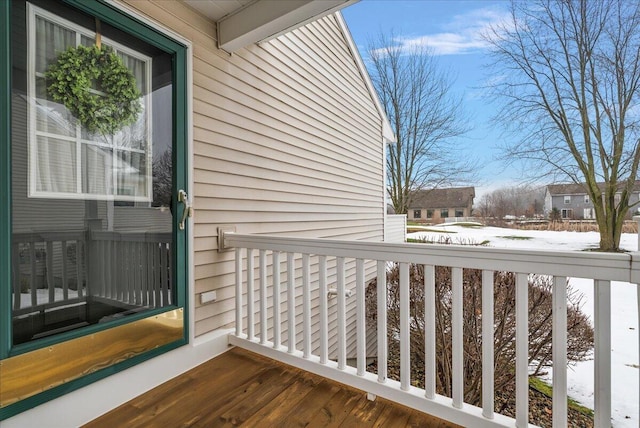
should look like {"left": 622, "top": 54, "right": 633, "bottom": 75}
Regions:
{"left": 409, "top": 224, "right": 639, "bottom": 427}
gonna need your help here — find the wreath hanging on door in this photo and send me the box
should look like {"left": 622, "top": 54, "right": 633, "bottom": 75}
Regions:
{"left": 45, "top": 44, "right": 142, "bottom": 135}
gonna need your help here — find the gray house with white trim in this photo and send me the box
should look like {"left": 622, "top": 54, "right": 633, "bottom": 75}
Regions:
{"left": 544, "top": 182, "right": 640, "bottom": 219}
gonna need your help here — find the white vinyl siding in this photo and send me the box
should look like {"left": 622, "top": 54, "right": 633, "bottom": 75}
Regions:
{"left": 119, "top": 1, "right": 385, "bottom": 355}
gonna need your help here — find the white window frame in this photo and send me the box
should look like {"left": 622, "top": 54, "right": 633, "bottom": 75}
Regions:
{"left": 584, "top": 195, "right": 589, "bottom": 204}
{"left": 564, "top": 195, "right": 571, "bottom": 204}
{"left": 27, "top": 4, "right": 152, "bottom": 201}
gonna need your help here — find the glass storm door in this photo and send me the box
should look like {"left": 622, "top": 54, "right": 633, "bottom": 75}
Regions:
{"left": 1, "top": 0, "right": 188, "bottom": 417}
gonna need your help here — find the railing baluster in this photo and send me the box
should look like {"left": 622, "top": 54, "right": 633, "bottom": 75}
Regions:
{"left": 302, "top": 253, "right": 311, "bottom": 359}
{"left": 77, "top": 240, "right": 83, "bottom": 299}
{"left": 552, "top": 275, "right": 568, "bottom": 427}
{"left": 319, "top": 255, "right": 328, "bottom": 364}
{"left": 516, "top": 272, "right": 529, "bottom": 427}
{"left": 377, "top": 260, "right": 387, "bottom": 383}
{"left": 136, "top": 242, "right": 143, "bottom": 305}
{"left": 107, "top": 240, "right": 112, "bottom": 299}
{"left": 356, "top": 258, "right": 365, "bottom": 376}
{"left": 259, "top": 249, "right": 267, "bottom": 345}
{"left": 272, "top": 251, "right": 281, "bottom": 349}
{"left": 60, "top": 241, "right": 69, "bottom": 300}
{"left": 152, "top": 243, "right": 158, "bottom": 304}
{"left": 235, "top": 247, "right": 242, "bottom": 337}
{"left": 30, "top": 241, "right": 37, "bottom": 307}
{"left": 12, "top": 242, "right": 20, "bottom": 310}
{"left": 47, "top": 241, "right": 54, "bottom": 303}
{"left": 287, "top": 252, "right": 295, "bottom": 354}
{"left": 337, "top": 256, "right": 346, "bottom": 370}
{"left": 399, "top": 262, "right": 410, "bottom": 391}
{"left": 452, "top": 267, "right": 463, "bottom": 408}
{"left": 594, "top": 279, "right": 611, "bottom": 428}
{"left": 247, "top": 248, "right": 255, "bottom": 341}
{"left": 161, "top": 243, "right": 169, "bottom": 305}
{"left": 482, "top": 269, "right": 494, "bottom": 419}
{"left": 424, "top": 264, "right": 436, "bottom": 399}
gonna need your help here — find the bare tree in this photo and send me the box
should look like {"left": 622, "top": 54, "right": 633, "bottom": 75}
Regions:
{"left": 368, "top": 32, "right": 474, "bottom": 214}
{"left": 477, "top": 185, "right": 545, "bottom": 220}
{"left": 486, "top": 0, "right": 640, "bottom": 251}
{"left": 152, "top": 148, "right": 172, "bottom": 209}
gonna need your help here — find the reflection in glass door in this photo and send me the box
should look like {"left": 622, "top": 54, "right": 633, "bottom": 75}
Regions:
{"left": 11, "top": 1, "right": 178, "bottom": 346}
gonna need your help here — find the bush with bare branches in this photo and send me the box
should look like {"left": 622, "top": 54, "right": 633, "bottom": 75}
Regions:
{"left": 366, "top": 264, "right": 594, "bottom": 407}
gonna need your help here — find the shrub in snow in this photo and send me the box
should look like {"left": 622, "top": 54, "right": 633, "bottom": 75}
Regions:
{"left": 365, "top": 264, "right": 594, "bottom": 407}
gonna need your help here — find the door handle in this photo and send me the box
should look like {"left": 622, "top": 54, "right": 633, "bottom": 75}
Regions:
{"left": 177, "top": 189, "right": 193, "bottom": 230}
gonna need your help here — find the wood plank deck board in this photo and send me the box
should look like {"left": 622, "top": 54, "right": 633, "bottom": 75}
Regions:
{"left": 83, "top": 347, "right": 461, "bottom": 428}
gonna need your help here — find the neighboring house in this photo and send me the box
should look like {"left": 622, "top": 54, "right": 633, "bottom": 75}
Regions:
{"left": 408, "top": 187, "right": 475, "bottom": 223}
{"left": 2, "top": 0, "right": 392, "bottom": 424}
{"left": 544, "top": 182, "right": 640, "bottom": 219}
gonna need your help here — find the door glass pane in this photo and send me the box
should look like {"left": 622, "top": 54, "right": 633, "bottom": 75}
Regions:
{"left": 11, "top": 1, "right": 175, "bottom": 346}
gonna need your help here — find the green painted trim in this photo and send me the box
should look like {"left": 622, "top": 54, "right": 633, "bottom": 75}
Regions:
{"left": 174, "top": 47, "right": 189, "bottom": 314}
{"left": 1, "top": 0, "right": 190, "bottom": 419}
{"left": 0, "top": 0, "right": 11, "bottom": 360}
{"left": 62, "top": 0, "right": 186, "bottom": 52}
{"left": 0, "top": 337, "right": 187, "bottom": 421}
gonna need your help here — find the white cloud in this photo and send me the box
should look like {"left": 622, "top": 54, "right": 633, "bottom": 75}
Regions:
{"left": 388, "top": 6, "right": 512, "bottom": 56}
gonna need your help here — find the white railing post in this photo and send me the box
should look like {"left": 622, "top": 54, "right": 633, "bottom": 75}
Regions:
{"left": 377, "top": 260, "right": 388, "bottom": 383}
{"left": 302, "top": 253, "right": 311, "bottom": 359}
{"left": 319, "top": 255, "right": 328, "bottom": 364}
{"left": 424, "top": 264, "right": 436, "bottom": 399}
{"left": 594, "top": 279, "right": 612, "bottom": 428}
{"left": 452, "top": 267, "right": 464, "bottom": 409}
{"left": 247, "top": 248, "right": 255, "bottom": 341}
{"left": 552, "top": 276, "right": 568, "bottom": 427}
{"left": 235, "top": 247, "right": 242, "bottom": 337}
{"left": 259, "top": 249, "right": 267, "bottom": 345}
{"left": 515, "top": 272, "right": 529, "bottom": 428}
{"left": 399, "top": 262, "right": 410, "bottom": 391}
{"left": 356, "top": 258, "right": 366, "bottom": 376}
{"left": 482, "top": 269, "right": 494, "bottom": 419}
{"left": 272, "top": 251, "right": 281, "bottom": 349}
{"left": 287, "top": 252, "right": 295, "bottom": 354}
{"left": 337, "top": 256, "right": 347, "bottom": 370}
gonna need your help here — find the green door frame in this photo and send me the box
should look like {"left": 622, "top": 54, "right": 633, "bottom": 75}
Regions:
{"left": 0, "top": 0, "right": 189, "bottom": 419}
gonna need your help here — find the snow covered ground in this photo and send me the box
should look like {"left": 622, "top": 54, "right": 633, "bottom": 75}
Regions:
{"left": 408, "top": 224, "right": 639, "bottom": 427}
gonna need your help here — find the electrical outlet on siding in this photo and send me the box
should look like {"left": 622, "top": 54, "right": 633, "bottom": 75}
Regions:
{"left": 200, "top": 290, "right": 217, "bottom": 305}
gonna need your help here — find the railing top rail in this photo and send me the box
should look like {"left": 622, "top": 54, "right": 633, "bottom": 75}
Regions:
{"left": 225, "top": 233, "right": 635, "bottom": 282}
{"left": 90, "top": 231, "right": 172, "bottom": 242}
{"left": 12, "top": 230, "right": 86, "bottom": 242}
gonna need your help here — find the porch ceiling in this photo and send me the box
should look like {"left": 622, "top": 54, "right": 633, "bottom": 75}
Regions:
{"left": 183, "top": 0, "right": 359, "bottom": 52}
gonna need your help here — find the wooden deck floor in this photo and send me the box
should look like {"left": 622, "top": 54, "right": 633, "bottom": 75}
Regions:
{"left": 84, "top": 347, "right": 461, "bottom": 427}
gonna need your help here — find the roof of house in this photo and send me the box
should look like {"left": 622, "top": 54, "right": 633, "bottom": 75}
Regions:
{"left": 409, "top": 187, "right": 475, "bottom": 209}
{"left": 547, "top": 181, "right": 640, "bottom": 195}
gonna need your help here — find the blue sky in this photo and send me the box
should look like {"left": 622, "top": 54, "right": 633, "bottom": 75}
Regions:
{"left": 341, "top": 0, "right": 516, "bottom": 196}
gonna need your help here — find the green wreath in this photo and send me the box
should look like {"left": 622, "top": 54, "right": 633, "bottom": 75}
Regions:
{"left": 45, "top": 45, "right": 142, "bottom": 135}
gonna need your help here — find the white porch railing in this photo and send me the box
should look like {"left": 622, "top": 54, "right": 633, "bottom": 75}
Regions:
{"left": 225, "top": 232, "right": 639, "bottom": 428}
